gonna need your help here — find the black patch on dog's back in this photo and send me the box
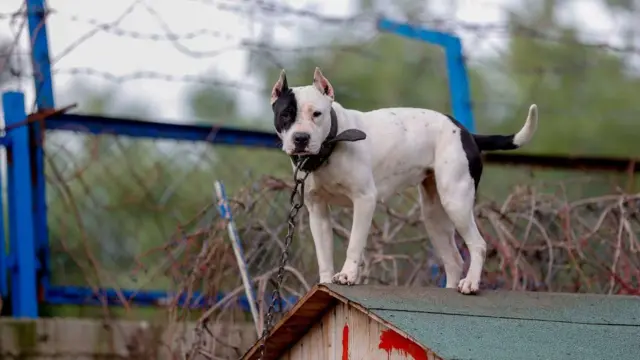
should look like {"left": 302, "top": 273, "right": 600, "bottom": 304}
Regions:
{"left": 445, "top": 114, "right": 482, "bottom": 191}
{"left": 272, "top": 87, "right": 297, "bottom": 133}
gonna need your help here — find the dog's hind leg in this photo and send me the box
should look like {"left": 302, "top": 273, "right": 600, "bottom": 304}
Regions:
{"left": 433, "top": 157, "right": 487, "bottom": 295}
{"left": 419, "top": 173, "right": 464, "bottom": 289}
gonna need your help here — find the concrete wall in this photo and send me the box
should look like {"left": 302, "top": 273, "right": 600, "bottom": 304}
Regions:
{"left": 0, "top": 317, "right": 257, "bottom": 359}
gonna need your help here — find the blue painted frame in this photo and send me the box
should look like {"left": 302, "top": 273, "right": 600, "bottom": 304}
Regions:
{"left": 45, "top": 285, "right": 296, "bottom": 311}
{"left": 46, "top": 113, "right": 281, "bottom": 146}
{"left": 0, "top": 154, "right": 7, "bottom": 299}
{"left": 3, "top": 92, "right": 38, "bottom": 318}
{"left": 26, "top": 0, "right": 56, "bottom": 316}
{"left": 377, "top": 17, "right": 476, "bottom": 132}
{"left": 0, "top": 11, "right": 475, "bottom": 316}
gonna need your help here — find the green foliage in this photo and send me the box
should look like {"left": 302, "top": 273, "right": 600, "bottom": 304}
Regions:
{"left": 187, "top": 84, "right": 239, "bottom": 125}
{"left": 477, "top": 0, "right": 640, "bottom": 157}
{"left": 46, "top": 80, "right": 292, "bottom": 293}
{"left": 260, "top": 33, "right": 460, "bottom": 113}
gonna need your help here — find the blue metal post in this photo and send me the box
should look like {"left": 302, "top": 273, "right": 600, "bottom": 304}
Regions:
{"left": 3, "top": 92, "right": 38, "bottom": 318}
{"left": 0, "top": 133, "right": 11, "bottom": 299}
{"left": 0, "top": 163, "right": 6, "bottom": 298}
{"left": 377, "top": 18, "right": 476, "bottom": 132}
{"left": 26, "top": 0, "right": 55, "bottom": 109}
{"left": 443, "top": 37, "right": 475, "bottom": 133}
{"left": 215, "top": 180, "right": 261, "bottom": 334}
{"left": 27, "top": 0, "right": 56, "bottom": 303}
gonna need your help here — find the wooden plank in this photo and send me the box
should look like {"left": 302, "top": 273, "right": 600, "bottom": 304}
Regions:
{"left": 0, "top": 317, "right": 256, "bottom": 359}
{"left": 243, "top": 285, "right": 338, "bottom": 360}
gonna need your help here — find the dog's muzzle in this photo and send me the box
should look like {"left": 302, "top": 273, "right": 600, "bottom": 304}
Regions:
{"left": 290, "top": 108, "right": 367, "bottom": 172}
{"left": 292, "top": 132, "right": 311, "bottom": 153}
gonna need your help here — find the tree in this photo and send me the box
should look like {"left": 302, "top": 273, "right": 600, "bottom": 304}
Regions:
{"left": 480, "top": 0, "right": 640, "bottom": 157}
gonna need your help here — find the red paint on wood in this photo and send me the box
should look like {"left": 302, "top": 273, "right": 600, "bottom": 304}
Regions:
{"left": 342, "top": 323, "right": 349, "bottom": 360}
{"left": 379, "top": 329, "right": 427, "bottom": 360}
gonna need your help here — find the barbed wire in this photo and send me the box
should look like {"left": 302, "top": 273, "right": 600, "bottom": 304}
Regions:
{"left": 58, "top": 14, "right": 242, "bottom": 42}
{"left": 1, "top": 1, "right": 639, "bottom": 96}
{"left": 184, "top": 0, "right": 375, "bottom": 23}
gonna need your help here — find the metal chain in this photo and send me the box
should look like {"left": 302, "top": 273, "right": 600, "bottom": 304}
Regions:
{"left": 258, "top": 159, "right": 310, "bottom": 360}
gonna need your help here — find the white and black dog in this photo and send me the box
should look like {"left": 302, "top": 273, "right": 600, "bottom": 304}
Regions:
{"left": 270, "top": 67, "right": 538, "bottom": 294}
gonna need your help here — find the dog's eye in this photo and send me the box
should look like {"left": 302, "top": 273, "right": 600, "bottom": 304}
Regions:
{"left": 313, "top": 111, "right": 322, "bottom": 117}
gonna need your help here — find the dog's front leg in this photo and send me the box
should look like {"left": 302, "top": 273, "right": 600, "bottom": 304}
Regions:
{"left": 333, "top": 191, "right": 377, "bottom": 285}
{"left": 306, "top": 198, "right": 334, "bottom": 283}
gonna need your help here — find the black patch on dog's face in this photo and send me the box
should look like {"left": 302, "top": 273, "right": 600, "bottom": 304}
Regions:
{"left": 445, "top": 114, "right": 483, "bottom": 192}
{"left": 272, "top": 81, "right": 297, "bottom": 134}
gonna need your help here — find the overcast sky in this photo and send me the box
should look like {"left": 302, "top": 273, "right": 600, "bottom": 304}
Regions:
{"left": 0, "top": 0, "right": 621, "bottom": 125}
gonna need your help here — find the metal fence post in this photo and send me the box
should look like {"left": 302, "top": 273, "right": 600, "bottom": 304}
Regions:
{"left": 377, "top": 18, "right": 476, "bottom": 132}
{"left": 26, "top": 0, "right": 56, "bottom": 301}
{"left": 0, "top": 152, "right": 6, "bottom": 299}
{"left": 443, "top": 36, "right": 475, "bottom": 133}
{"left": 26, "top": 0, "right": 55, "bottom": 109}
{"left": 3, "top": 91, "right": 38, "bottom": 318}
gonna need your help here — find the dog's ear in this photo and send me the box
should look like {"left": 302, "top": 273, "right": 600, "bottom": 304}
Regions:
{"left": 313, "top": 67, "right": 334, "bottom": 101}
{"left": 271, "top": 69, "right": 288, "bottom": 105}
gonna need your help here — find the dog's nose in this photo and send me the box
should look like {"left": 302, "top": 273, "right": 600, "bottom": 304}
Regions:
{"left": 292, "top": 132, "right": 311, "bottom": 147}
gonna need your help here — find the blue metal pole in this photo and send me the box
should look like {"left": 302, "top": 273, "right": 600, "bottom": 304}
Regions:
{"left": 0, "top": 159, "right": 7, "bottom": 298}
{"left": 443, "top": 37, "right": 475, "bottom": 133}
{"left": 215, "top": 180, "right": 261, "bottom": 334}
{"left": 3, "top": 92, "right": 38, "bottom": 318}
{"left": 26, "top": 0, "right": 56, "bottom": 304}
{"left": 26, "top": 0, "right": 55, "bottom": 108}
{"left": 0, "top": 135, "right": 11, "bottom": 299}
{"left": 377, "top": 18, "right": 476, "bottom": 132}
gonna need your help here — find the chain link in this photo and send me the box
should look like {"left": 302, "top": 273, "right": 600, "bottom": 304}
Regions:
{"left": 258, "top": 159, "right": 310, "bottom": 360}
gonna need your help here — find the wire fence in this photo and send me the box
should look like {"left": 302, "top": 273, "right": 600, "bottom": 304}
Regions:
{"left": 44, "top": 128, "right": 640, "bottom": 296}
{"left": 1, "top": 0, "right": 640, "bottom": 358}
{"left": 42, "top": 125, "right": 640, "bottom": 358}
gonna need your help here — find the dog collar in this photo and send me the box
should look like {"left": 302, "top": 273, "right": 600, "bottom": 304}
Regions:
{"left": 290, "top": 108, "right": 366, "bottom": 172}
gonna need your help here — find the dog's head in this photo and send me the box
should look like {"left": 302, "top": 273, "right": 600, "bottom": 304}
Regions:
{"left": 270, "top": 67, "right": 335, "bottom": 156}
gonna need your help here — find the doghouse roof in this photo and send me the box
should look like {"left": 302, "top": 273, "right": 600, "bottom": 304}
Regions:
{"left": 242, "top": 284, "right": 640, "bottom": 360}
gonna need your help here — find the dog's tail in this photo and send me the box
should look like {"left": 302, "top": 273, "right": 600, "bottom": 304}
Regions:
{"left": 473, "top": 104, "right": 538, "bottom": 152}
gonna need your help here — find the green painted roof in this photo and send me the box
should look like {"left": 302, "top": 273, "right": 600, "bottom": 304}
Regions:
{"left": 324, "top": 284, "right": 640, "bottom": 360}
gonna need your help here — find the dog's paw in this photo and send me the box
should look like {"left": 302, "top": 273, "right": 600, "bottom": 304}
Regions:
{"left": 319, "top": 274, "right": 333, "bottom": 284}
{"left": 457, "top": 277, "right": 480, "bottom": 295}
{"left": 331, "top": 271, "right": 357, "bottom": 285}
